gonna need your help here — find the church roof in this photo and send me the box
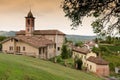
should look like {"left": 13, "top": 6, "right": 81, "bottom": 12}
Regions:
{"left": 16, "top": 30, "right": 65, "bottom": 35}
{"left": 87, "top": 56, "right": 109, "bottom": 65}
{"left": 27, "top": 10, "right": 34, "bottom": 18}
{"left": 0, "top": 36, "right": 55, "bottom": 48}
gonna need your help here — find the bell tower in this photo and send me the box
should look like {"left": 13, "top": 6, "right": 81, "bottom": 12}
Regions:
{"left": 25, "top": 10, "right": 35, "bottom": 36}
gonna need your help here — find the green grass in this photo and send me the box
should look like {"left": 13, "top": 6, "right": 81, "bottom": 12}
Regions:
{"left": 103, "top": 55, "right": 120, "bottom": 71}
{"left": 103, "top": 55, "right": 120, "bottom": 79}
{"left": 98, "top": 44, "right": 120, "bottom": 79}
{"left": 106, "top": 45, "right": 120, "bottom": 52}
{"left": 99, "top": 45, "right": 120, "bottom": 52}
{"left": 0, "top": 53, "right": 102, "bottom": 80}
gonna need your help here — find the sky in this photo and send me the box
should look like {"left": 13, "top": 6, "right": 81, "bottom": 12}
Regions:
{"left": 0, "top": 0, "right": 96, "bottom": 36}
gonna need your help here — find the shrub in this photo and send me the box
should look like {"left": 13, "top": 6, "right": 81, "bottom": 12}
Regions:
{"left": 61, "top": 44, "right": 69, "bottom": 59}
{"left": 57, "top": 56, "right": 63, "bottom": 63}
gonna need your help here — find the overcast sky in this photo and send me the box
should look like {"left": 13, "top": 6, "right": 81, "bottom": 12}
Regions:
{"left": 0, "top": 0, "right": 96, "bottom": 36}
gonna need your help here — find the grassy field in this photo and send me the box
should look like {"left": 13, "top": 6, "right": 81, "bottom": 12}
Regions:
{"left": 102, "top": 54, "right": 120, "bottom": 78}
{"left": 0, "top": 53, "right": 102, "bottom": 80}
{"left": 99, "top": 44, "right": 120, "bottom": 52}
{"left": 98, "top": 44, "right": 120, "bottom": 78}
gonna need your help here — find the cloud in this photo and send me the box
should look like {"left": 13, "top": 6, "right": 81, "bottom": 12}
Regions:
{"left": 0, "top": 0, "right": 61, "bottom": 14}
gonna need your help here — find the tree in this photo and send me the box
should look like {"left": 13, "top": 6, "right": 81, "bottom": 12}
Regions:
{"left": 0, "top": 36, "right": 7, "bottom": 51}
{"left": 61, "top": 44, "right": 69, "bottom": 59}
{"left": 0, "top": 36, "right": 6, "bottom": 41}
{"left": 62, "top": 0, "right": 120, "bottom": 35}
{"left": 75, "top": 41, "right": 83, "bottom": 47}
{"left": 64, "top": 37, "right": 68, "bottom": 43}
{"left": 92, "top": 47, "right": 101, "bottom": 56}
{"left": 106, "top": 36, "right": 113, "bottom": 44}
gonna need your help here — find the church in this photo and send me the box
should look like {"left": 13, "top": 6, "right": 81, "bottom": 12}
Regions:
{"left": 0, "top": 11, "right": 65, "bottom": 59}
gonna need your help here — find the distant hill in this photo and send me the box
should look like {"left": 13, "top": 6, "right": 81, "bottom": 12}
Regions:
{"left": 66, "top": 35, "right": 97, "bottom": 43}
{"left": 0, "top": 31, "right": 16, "bottom": 37}
{"left": 0, "top": 31, "right": 97, "bottom": 42}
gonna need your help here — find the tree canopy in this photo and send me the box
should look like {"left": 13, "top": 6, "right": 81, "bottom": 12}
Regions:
{"left": 62, "top": 0, "right": 120, "bottom": 36}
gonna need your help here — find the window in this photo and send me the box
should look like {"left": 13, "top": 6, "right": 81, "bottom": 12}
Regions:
{"left": 43, "top": 48, "right": 45, "bottom": 53}
{"left": 9, "top": 46, "right": 11, "bottom": 51}
{"left": 39, "top": 48, "right": 41, "bottom": 54}
{"left": 87, "top": 64, "right": 88, "bottom": 67}
{"left": 23, "top": 47, "right": 25, "bottom": 51}
{"left": 81, "top": 55, "right": 83, "bottom": 59}
{"left": 16, "top": 46, "right": 20, "bottom": 52}
{"left": 118, "top": 70, "right": 120, "bottom": 73}
{"left": 57, "top": 47, "right": 60, "bottom": 51}
{"left": 19, "top": 47, "right": 21, "bottom": 52}
{"left": 9, "top": 46, "right": 13, "bottom": 51}
{"left": 90, "top": 65, "right": 92, "bottom": 70}
{"left": 16, "top": 46, "right": 18, "bottom": 52}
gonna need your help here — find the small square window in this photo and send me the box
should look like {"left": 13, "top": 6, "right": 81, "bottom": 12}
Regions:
{"left": 57, "top": 47, "right": 60, "bottom": 51}
{"left": 9, "top": 46, "right": 13, "bottom": 51}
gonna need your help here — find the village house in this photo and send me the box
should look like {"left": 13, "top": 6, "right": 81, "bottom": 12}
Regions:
{"left": 72, "top": 46, "right": 97, "bottom": 66}
{"left": 87, "top": 56, "right": 109, "bottom": 76}
{"left": 72, "top": 46, "right": 109, "bottom": 76}
{"left": 83, "top": 41, "right": 98, "bottom": 50}
{"left": 0, "top": 11, "right": 65, "bottom": 59}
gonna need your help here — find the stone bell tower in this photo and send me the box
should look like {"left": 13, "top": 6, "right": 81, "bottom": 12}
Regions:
{"left": 25, "top": 10, "right": 35, "bottom": 36}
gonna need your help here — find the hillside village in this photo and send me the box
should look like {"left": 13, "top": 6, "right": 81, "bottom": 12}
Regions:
{"left": 0, "top": 11, "right": 111, "bottom": 78}
{"left": 0, "top": 0, "right": 120, "bottom": 80}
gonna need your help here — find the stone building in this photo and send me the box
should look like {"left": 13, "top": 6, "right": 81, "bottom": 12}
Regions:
{"left": 0, "top": 11, "right": 65, "bottom": 59}
{"left": 72, "top": 46, "right": 97, "bottom": 66}
{"left": 72, "top": 46, "right": 109, "bottom": 76}
{"left": 87, "top": 56, "right": 109, "bottom": 76}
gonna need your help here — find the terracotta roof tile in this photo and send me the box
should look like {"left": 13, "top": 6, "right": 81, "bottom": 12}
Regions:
{"left": 84, "top": 41, "right": 96, "bottom": 47}
{"left": 16, "top": 30, "right": 65, "bottom": 35}
{"left": 87, "top": 56, "right": 109, "bottom": 65}
{"left": 72, "top": 46, "right": 90, "bottom": 55}
{"left": 14, "top": 36, "right": 55, "bottom": 48}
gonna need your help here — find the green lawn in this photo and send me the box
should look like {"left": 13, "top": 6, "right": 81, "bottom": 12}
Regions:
{"left": 103, "top": 55, "right": 120, "bottom": 79}
{"left": 103, "top": 55, "right": 120, "bottom": 71}
{"left": 99, "top": 45, "right": 120, "bottom": 52}
{"left": 0, "top": 53, "right": 102, "bottom": 80}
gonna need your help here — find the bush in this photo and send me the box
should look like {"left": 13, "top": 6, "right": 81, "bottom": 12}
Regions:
{"left": 61, "top": 44, "right": 69, "bottom": 59}
{"left": 57, "top": 56, "right": 63, "bottom": 63}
